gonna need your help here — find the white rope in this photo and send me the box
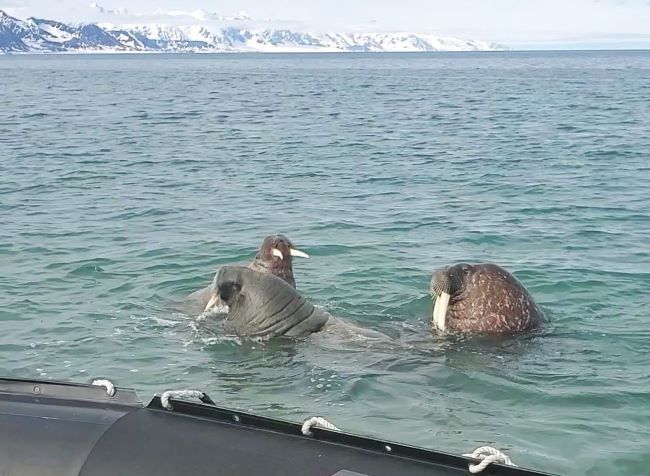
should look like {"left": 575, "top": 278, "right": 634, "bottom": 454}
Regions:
{"left": 160, "top": 390, "right": 212, "bottom": 410}
{"left": 301, "top": 416, "right": 340, "bottom": 436}
{"left": 91, "top": 379, "right": 116, "bottom": 397}
{"left": 462, "top": 446, "right": 516, "bottom": 473}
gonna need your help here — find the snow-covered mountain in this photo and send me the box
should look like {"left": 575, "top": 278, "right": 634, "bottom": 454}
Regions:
{"left": 0, "top": 10, "right": 505, "bottom": 54}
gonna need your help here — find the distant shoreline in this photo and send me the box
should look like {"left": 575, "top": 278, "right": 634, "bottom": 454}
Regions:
{"left": 2, "top": 48, "right": 650, "bottom": 56}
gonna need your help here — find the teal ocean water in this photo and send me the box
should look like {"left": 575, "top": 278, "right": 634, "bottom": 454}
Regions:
{"left": 1, "top": 51, "right": 649, "bottom": 475}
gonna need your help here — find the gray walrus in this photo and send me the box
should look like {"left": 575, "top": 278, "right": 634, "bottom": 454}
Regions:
{"left": 429, "top": 263, "right": 544, "bottom": 334}
{"left": 216, "top": 266, "right": 330, "bottom": 337}
{"left": 186, "top": 234, "right": 309, "bottom": 314}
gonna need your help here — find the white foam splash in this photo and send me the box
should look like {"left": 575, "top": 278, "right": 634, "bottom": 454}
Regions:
{"left": 140, "top": 315, "right": 180, "bottom": 327}
{"left": 196, "top": 304, "right": 229, "bottom": 321}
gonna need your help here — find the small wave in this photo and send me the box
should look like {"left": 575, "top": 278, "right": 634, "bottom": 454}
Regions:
{"left": 183, "top": 333, "right": 244, "bottom": 348}
{"left": 136, "top": 315, "right": 182, "bottom": 328}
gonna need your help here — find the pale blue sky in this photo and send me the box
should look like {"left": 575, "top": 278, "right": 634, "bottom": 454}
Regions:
{"left": 2, "top": 0, "right": 650, "bottom": 49}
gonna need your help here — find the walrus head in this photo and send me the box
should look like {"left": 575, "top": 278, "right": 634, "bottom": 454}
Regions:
{"left": 249, "top": 234, "right": 309, "bottom": 288}
{"left": 429, "top": 263, "right": 474, "bottom": 332}
{"left": 216, "top": 266, "right": 329, "bottom": 337}
{"left": 429, "top": 263, "right": 544, "bottom": 334}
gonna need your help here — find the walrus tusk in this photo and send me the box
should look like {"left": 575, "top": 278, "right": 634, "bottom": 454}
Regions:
{"left": 204, "top": 293, "right": 220, "bottom": 312}
{"left": 433, "top": 292, "right": 450, "bottom": 332}
{"left": 272, "top": 248, "right": 284, "bottom": 260}
{"left": 289, "top": 248, "right": 309, "bottom": 258}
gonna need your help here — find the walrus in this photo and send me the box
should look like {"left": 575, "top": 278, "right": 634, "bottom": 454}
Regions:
{"left": 247, "top": 234, "right": 308, "bottom": 288}
{"left": 186, "top": 234, "right": 309, "bottom": 314}
{"left": 429, "top": 263, "right": 544, "bottom": 334}
{"left": 215, "top": 266, "right": 330, "bottom": 337}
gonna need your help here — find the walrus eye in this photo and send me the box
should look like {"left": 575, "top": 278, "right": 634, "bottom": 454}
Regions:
{"left": 461, "top": 265, "right": 470, "bottom": 275}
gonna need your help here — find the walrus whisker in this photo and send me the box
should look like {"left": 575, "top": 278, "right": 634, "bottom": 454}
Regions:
{"left": 430, "top": 268, "right": 451, "bottom": 297}
{"left": 431, "top": 282, "right": 448, "bottom": 296}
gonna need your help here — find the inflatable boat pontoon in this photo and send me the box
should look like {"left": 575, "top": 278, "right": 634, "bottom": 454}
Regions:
{"left": 0, "top": 377, "right": 556, "bottom": 476}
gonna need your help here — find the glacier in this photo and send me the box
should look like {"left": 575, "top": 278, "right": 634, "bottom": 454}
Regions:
{"left": 0, "top": 10, "right": 505, "bottom": 54}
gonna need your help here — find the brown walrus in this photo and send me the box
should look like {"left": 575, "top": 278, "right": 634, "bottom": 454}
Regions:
{"left": 187, "top": 234, "right": 309, "bottom": 314}
{"left": 429, "top": 263, "right": 544, "bottom": 334}
{"left": 246, "top": 234, "right": 308, "bottom": 288}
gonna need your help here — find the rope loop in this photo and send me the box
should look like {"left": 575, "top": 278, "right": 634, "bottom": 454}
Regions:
{"left": 91, "top": 379, "right": 116, "bottom": 397}
{"left": 462, "top": 446, "right": 516, "bottom": 473}
{"left": 301, "top": 416, "right": 340, "bottom": 436}
{"left": 160, "top": 389, "right": 215, "bottom": 411}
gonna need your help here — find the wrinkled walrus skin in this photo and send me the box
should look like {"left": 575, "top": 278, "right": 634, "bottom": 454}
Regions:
{"left": 217, "top": 266, "right": 330, "bottom": 338}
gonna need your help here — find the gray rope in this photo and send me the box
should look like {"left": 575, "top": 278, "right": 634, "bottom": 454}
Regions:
{"left": 160, "top": 389, "right": 215, "bottom": 410}
{"left": 91, "top": 379, "right": 116, "bottom": 397}
{"left": 301, "top": 416, "right": 340, "bottom": 436}
{"left": 462, "top": 446, "right": 516, "bottom": 473}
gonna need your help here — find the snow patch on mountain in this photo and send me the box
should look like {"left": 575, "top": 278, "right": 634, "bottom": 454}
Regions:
{"left": 0, "top": 9, "right": 506, "bottom": 54}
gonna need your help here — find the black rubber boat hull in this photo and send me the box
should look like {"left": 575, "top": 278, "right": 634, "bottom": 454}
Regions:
{"left": 0, "top": 378, "right": 556, "bottom": 476}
